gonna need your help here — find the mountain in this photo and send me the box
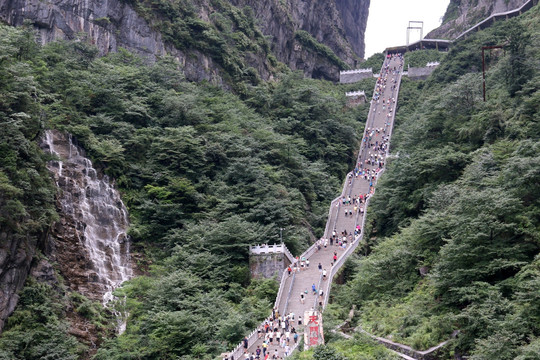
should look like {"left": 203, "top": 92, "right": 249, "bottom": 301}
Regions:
{"left": 2, "top": 1, "right": 537, "bottom": 359}
{"left": 228, "top": 0, "right": 370, "bottom": 76}
{"left": 0, "top": 0, "right": 369, "bottom": 83}
{"left": 427, "top": 0, "right": 530, "bottom": 39}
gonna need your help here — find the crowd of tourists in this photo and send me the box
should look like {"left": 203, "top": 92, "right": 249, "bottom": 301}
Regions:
{"left": 223, "top": 309, "right": 299, "bottom": 360}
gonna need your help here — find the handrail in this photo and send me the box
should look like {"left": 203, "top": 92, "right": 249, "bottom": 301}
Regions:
{"left": 283, "top": 244, "right": 295, "bottom": 264}
{"left": 314, "top": 272, "right": 324, "bottom": 309}
{"left": 323, "top": 197, "right": 340, "bottom": 239}
{"left": 283, "top": 271, "right": 296, "bottom": 315}
{"left": 274, "top": 268, "right": 288, "bottom": 309}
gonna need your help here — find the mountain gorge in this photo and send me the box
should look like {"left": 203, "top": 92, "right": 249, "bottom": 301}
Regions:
{"left": 0, "top": 0, "right": 539, "bottom": 359}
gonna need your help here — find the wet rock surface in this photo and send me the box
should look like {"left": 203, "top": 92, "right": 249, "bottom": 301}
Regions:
{"left": 41, "top": 130, "right": 132, "bottom": 303}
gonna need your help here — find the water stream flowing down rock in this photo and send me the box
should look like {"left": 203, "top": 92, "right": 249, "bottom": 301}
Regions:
{"left": 41, "top": 129, "right": 132, "bottom": 332}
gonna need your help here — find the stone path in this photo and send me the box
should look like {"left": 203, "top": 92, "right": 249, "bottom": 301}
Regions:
{"left": 228, "top": 55, "right": 404, "bottom": 360}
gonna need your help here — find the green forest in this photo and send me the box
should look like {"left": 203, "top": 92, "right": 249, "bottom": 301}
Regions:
{"left": 0, "top": 2, "right": 539, "bottom": 360}
{"left": 0, "top": 19, "right": 374, "bottom": 359}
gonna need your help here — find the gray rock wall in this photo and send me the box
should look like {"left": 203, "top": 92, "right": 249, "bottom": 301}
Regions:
{"left": 0, "top": 0, "right": 226, "bottom": 84}
{"left": 250, "top": 253, "right": 290, "bottom": 279}
{"left": 408, "top": 66, "right": 437, "bottom": 80}
{"left": 0, "top": 230, "right": 37, "bottom": 332}
{"left": 335, "top": 0, "right": 370, "bottom": 59}
{"left": 228, "top": 0, "right": 370, "bottom": 81}
{"left": 0, "top": 0, "right": 370, "bottom": 82}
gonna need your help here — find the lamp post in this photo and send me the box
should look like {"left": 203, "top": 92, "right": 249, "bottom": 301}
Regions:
{"left": 280, "top": 228, "right": 284, "bottom": 243}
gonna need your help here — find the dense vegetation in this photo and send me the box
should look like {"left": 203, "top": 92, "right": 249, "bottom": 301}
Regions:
{"left": 1, "top": 2, "right": 539, "bottom": 359}
{"left": 294, "top": 30, "right": 350, "bottom": 70}
{"left": 0, "top": 24, "right": 58, "bottom": 250}
{"left": 0, "top": 280, "right": 81, "bottom": 360}
{"left": 335, "top": 6, "right": 540, "bottom": 359}
{"left": 360, "top": 52, "right": 385, "bottom": 72}
{"left": 0, "top": 18, "right": 371, "bottom": 359}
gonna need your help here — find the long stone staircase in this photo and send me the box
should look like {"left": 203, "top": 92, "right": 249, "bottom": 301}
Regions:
{"left": 227, "top": 54, "right": 404, "bottom": 360}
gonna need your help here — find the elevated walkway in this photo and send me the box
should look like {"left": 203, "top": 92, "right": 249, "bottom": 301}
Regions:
{"left": 386, "top": 0, "right": 537, "bottom": 54}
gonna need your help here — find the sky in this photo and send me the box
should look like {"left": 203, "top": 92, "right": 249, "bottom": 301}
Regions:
{"left": 364, "top": 0, "right": 451, "bottom": 58}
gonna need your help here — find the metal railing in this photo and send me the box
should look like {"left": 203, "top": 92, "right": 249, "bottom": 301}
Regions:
{"left": 283, "top": 271, "right": 296, "bottom": 315}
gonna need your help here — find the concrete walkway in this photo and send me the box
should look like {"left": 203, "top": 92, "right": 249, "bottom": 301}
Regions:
{"left": 229, "top": 55, "right": 404, "bottom": 360}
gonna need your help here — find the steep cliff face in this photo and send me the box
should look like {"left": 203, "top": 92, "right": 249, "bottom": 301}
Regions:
{"left": 427, "top": 0, "right": 529, "bottom": 39}
{"left": 0, "top": 0, "right": 227, "bottom": 84}
{"left": 229, "top": 0, "right": 369, "bottom": 79}
{"left": 0, "top": 0, "right": 369, "bottom": 82}
{"left": 335, "top": 0, "right": 370, "bottom": 59}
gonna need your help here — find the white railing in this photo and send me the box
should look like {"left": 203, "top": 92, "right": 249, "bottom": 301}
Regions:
{"left": 283, "top": 271, "right": 296, "bottom": 315}
{"left": 250, "top": 243, "right": 296, "bottom": 264}
{"left": 345, "top": 90, "right": 366, "bottom": 97}
{"left": 340, "top": 68, "right": 372, "bottom": 75}
{"left": 274, "top": 268, "right": 289, "bottom": 310}
{"left": 283, "top": 245, "right": 295, "bottom": 264}
{"left": 323, "top": 197, "right": 339, "bottom": 240}
{"left": 250, "top": 243, "right": 285, "bottom": 254}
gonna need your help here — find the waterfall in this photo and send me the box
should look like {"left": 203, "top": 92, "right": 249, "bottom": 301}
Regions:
{"left": 42, "top": 130, "right": 132, "bottom": 332}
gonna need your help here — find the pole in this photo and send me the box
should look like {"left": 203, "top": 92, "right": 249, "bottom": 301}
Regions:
{"left": 280, "top": 228, "right": 283, "bottom": 243}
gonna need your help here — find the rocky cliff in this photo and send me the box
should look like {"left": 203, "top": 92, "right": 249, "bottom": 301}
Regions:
{"left": 0, "top": 0, "right": 369, "bottom": 82}
{"left": 427, "top": 0, "right": 529, "bottom": 39}
{"left": 335, "top": 0, "right": 370, "bottom": 59}
{"left": 229, "top": 0, "right": 369, "bottom": 79}
{"left": 0, "top": 231, "right": 39, "bottom": 331}
{"left": 0, "top": 0, "right": 228, "bottom": 84}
